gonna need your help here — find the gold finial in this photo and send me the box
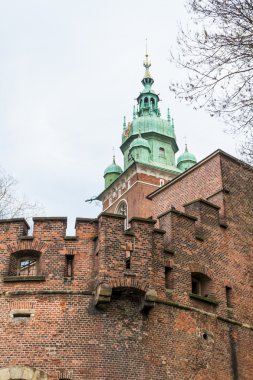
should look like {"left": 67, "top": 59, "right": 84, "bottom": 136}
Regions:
{"left": 183, "top": 137, "right": 188, "bottom": 151}
{"left": 113, "top": 147, "right": 115, "bottom": 162}
{"left": 143, "top": 38, "right": 151, "bottom": 70}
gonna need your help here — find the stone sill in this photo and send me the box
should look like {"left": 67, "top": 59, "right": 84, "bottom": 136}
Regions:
{"left": 189, "top": 292, "right": 219, "bottom": 306}
{"left": 124, "top": 271, "right": 136, "bottom": 277}
{"left": 19, "top": 236, "right": 34, "bottom": 241}
{"left": 219, "top": 221, "right": 228, "bottom": 228}
{"left": 3, "top": 276, "right": 46, "bottom": 282}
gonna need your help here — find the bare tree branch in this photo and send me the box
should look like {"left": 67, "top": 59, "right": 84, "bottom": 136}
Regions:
{"left": 0, "top": 169, "right": 43, "bottom": 221}
{"left": 171, "top": 0, "right": 253, "bottom": 162}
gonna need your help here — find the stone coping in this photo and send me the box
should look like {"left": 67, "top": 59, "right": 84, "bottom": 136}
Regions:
{"left": 3, "top": 275, "right": 46, "bottom": 282}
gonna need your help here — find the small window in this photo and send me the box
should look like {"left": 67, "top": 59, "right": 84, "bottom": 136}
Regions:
{"left": 65, "top": 255, "right": 74, "bottom": 277}
{"left": 159, "top": 147, "right": 165, "bottom": 158}
{"left": 191, "top": 273, "right": 211, "bottom": 297}
{"left": 226, "top": 286, "right": 232, "bottom": 308}
{"left": 192, "top": 276, "right": 201, "bottom": 295}
{"left": 160, "top": 179, "right": 165, "bottom": 187}
{"left": 144, "top": 96, "right": 148, "bottom": 104}
{"left": 165, "top": 267, "right": 173, "bottom": 289}
{"left": 125, "top": 250, "right": 131, "bottom": 270}
{"left": 109, "top": 198, "right": 112, "bottom": 206}
{"left": 18, "top": 258, "right": 38, "bottom": 276}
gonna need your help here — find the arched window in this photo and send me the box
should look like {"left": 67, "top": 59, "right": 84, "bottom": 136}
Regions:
{"left": 159, "top": 147, "right": 165, "bottom": 158}
{"left": 116, "top": 200, "right": 128, "bottom": 229}
{"left": 150, "top": 98, "right": 155, "bottom": 107}
{"left": 144, "top": 96, "right": 148, "bottom": 104}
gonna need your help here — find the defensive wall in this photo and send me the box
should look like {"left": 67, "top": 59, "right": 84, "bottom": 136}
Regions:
{"left": 0, "top": 151, "right": 252, "bottom": 379}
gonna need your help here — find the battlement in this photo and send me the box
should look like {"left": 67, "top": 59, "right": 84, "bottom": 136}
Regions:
{"left": 0, "top": 152, "right": 253, "bottom": 380}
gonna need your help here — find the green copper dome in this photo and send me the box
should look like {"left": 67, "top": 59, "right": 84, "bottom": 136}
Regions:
{"left": 104, "top": 156, "right": 123, "bottom": 189}
{"left": 129, "top": 135, "right": 151, "bottom": 151}
{"left": 104, "top": 159, "right": 123, "bottom": 176}
{"left": 177, "top": 145, "right": 197, "bottom": 171}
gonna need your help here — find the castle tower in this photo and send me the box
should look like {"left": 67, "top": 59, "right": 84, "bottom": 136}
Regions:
{"left": 97, "top": 51, "right": 194, "bottom": 224}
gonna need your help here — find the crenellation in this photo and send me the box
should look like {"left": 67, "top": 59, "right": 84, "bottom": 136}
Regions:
{"left": 33, "top": 217, "right": 67, "bottom": 239}
{"left": 0, "top": 219, "right": 29, "bottom": 238}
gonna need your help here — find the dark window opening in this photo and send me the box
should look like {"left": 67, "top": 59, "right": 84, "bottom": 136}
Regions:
{"left": 18, "top": 258, "right": 37, "bottom": 276}
{"left": 192, "top": 277, "right": 201, "bottom": 295}
{"left": 159, "top": 147, "right": 165, "bottom": 158}
{"left": 144, "top": 96, "right": 148, "bottom": 104}
{"left": 125, "top": 250, "right": 131, "bottom": 270}
{"left": 65, "top": 255, "right": 74, "bottom": 277}
{"left": 226, "top": 286, "right": 232, "bottom": 308}
{"left": 13, "top": 313, "right": 31, "bottom": 319}
{"left": 191, "top": 273, "right": 211, "bottom": 297}
{"left": 165, "top": 267, "right": 173, "bottom": 289}
{"left": 203, "top": 332, "right": 208, "bottom": 340}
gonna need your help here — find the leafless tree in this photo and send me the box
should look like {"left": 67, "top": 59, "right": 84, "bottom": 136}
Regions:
{"left": 170, "top": 0, "right": 253, "bottom": 163}
{"left": 0, "top": 169, "right": 42, "bottom": 220}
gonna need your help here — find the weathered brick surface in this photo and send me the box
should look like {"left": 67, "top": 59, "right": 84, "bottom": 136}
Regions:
{"left": 0, "top": 151, "right": 252, "bottom": 379}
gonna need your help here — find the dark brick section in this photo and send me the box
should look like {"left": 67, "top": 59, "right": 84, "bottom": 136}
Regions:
{"left": 0, "top": 151, "right": 252, "bottom": 379}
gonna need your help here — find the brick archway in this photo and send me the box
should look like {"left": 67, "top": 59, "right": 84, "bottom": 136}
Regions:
{"left": 109, "top": 278, "right": 149, "bottom": 293}
{"left": 0, "top": 366, "right": 48, "bottom": 380}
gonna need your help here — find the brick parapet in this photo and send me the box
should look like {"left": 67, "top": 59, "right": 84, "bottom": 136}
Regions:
{"left": 0, "top": 153, "right": 252, "bottom": 379}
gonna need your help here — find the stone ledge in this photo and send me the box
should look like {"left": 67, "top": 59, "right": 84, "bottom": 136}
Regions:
{"left": 158, "top": 208, "right": 198, "bottom": 221}
{"left": 19, "top": 236, "right": 34, "bottom": 241}
{"left": 3, "top": 275, "right": 46, "bottom": 282}
{"left": 189, "top": 292, "right": 219, "bottom": 305}
{"left": 153, "top": 228, "right": 166, "bottom": 234}
{"left": 184, "top": 198, "right": 220, "bottom": 210}
{"left": 64, "top": 236, "right": 77, "bottom": 241}
{"left": 219, "top": 221, "right": 228, "bottom": 228}
{"left": 124, "top": 229, "right": 135, "bottom": 236}
{"left": 2, "top": 290, "right": 92, "bottom": 296}
{"left": 33, "top": 217, "right": 67, "bottom": 222}
{"left": 124, "top": 271, "right": 136, "bottom": 277}
{"left": 129, "top": 216, "right": 156, "bottom": 224}
{"left": 98, "top": 212, "right": 125, "bottom": 219}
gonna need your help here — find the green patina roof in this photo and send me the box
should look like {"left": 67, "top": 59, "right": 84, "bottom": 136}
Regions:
{"left": 177, "top": 145, "right": 197, "bottom": 165}
{"left": 129, "top": 135, "right": 151, "bottom": 151}
{"left": 104, "top": 157, "right": 123, "bottom": 176}
{"left": 122, "top": 115, "right": 176, "bottom": 143}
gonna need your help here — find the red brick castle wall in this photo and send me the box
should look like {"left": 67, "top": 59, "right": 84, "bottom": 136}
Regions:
{"left": 0, "top": 151, "right": 252, "bottom": 380}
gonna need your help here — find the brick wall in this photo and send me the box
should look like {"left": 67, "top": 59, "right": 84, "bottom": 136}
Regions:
{"left": 0, "top": 152, "right": 253, "bottom": 379}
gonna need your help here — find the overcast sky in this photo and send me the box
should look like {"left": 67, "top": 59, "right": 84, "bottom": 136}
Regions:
{"left": 0, "top": 0, "right": 238, "bottom": 233}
